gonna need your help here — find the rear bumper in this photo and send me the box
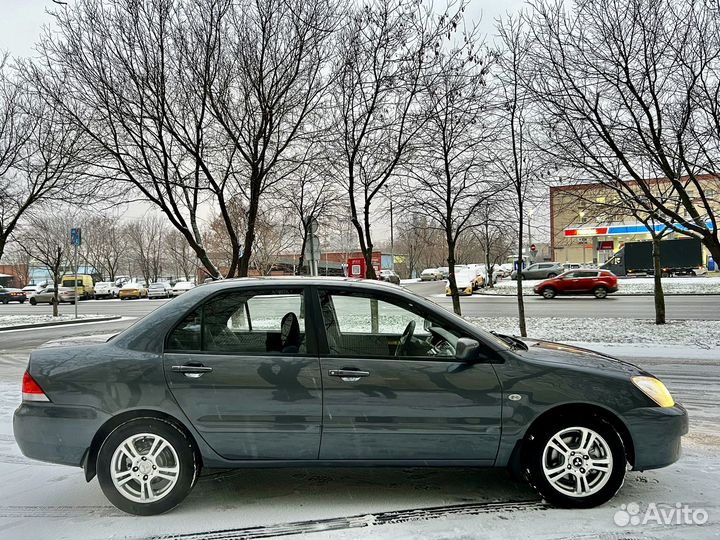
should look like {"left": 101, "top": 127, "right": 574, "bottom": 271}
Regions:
{"left": 625, "top": 403, "right": 688, "bottom": 470}
{"left": 13, "top": 402, "right": 106, "bottom": 467}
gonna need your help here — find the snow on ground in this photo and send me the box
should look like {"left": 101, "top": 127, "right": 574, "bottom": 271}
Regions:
{"left": 481, "top": 276, "right": 720, "bottom": 296}
{"left": 466, "top": 316, "right": 720, "bottom": 349}
{"left": 0, "top": 314, "right": 111, "bottom": 329}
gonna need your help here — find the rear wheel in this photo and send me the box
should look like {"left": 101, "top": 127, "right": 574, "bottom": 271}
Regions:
{"left": 547, "top": 273, "right": 557, "bottom": 278}
{"left": 593, "top": 286, "right": 608, "bottom": 299}
{"left": 97, "top": 418, "right": 198, "bottom": 516}
{"left": 542, "top": 287, "right": 556, "bottom": 299}
{"left": 525, "top": 417, "right": 626, "bottom": 508}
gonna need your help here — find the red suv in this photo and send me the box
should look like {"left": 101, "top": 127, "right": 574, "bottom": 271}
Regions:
{"left": 534, "top": 269, "right": 618, "bottom": 299}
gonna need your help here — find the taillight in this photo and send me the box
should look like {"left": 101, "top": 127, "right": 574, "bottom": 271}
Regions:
{"left": 22, "top": 371, "right": 50, "bottom": 402}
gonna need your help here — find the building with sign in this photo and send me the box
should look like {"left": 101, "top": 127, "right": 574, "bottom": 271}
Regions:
{"left": 550, "top": 177, "right": 720, "bottom": 266}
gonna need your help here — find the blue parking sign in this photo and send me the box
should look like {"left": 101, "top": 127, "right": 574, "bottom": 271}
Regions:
{"left": 70, "top": 228, "right": 82, "bottom": 246}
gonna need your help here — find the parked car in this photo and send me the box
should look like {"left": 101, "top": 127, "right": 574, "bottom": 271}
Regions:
{"left": 437, "top": 266, "right": 450, "bottom": 279}
{"left": 21, "top": 285, "right": 44, "bottom": 298}
{"left": 171, "top": 281, "right": 196, "bottom": 296}
{"left": 119, "top": 282, "right": 148, "bottom": 300}
{"left": 534, "top": 270, "right": 619, "bottom": 299}
{"left": 61, "top": 274, "right": 95, "bottom": 300}
{"left": 29, "top": 286, "right": 77, "bottom": 305}
{"left": 562, "top": 263, "right": 582, "bottom": 271}
{"left": 13, "top": 277, "right": 687, "bottom": 515}
{"left": 94, "top": 282, "right": 120, "bottom": 299}
{"left": 446, "top": 268, "right": 475, "bottom": 296}
{"left": 378, "top": 269, "right": 400, "bottom": 285}
{"left": 0, "top": 287, "right": 27, "bottom": 304}
{"left": 148, "top": 282, "right": 173, "bottom": 299}
{"left": 420, "top": 268, "right": 443, "bottom": 281}
{"left": 510, "top": 262, "right": 564, "bottom": 280}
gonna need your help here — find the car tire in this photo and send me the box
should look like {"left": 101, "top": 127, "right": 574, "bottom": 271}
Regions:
{"left": 96, "top": 418, "right": 199, "bottom": 516}
{"left": 546, "top": 273, "right": 557, "bottom": 278}
{"left": 593, "top": 286, "right": 608, "bottom": 299}
{"left": 542, "top": 287, "right": 556, "bottom": 299}
{"left": 20, "top": 300, "right": 25, "bottom": 304}
{"left": 1, "top": 299, "right": 7, "bottom": 304}
{"left": 525, "top": 416, "right": 626, "bottom": 508}
{"left": 29, "top": 298, "right": 37, "bottom": 306}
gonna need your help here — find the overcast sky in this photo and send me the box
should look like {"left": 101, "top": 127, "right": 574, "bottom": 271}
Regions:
{"left": 0, "top": 0, "right": 527, "bottom": 59}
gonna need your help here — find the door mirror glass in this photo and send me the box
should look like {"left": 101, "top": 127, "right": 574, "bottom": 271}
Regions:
{"left": 455, "top": 337, "right": 480, "bottom": 363}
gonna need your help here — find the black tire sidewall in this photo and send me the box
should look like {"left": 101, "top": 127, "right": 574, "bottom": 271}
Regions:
{"left": 97, "top": 418, "right": 197, "bottom": 516}
{"left": 594, "top": 287, "right": 607, "bottom": 299}
{"left": 527, "top": 416, "right": 626, "bottom": 508}
{"left": 542, "top": 288, "right": 556, "bottom": 299}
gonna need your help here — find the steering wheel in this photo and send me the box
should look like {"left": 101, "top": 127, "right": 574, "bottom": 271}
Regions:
{"left": 395, "top": 320, "right": 416, "bottom": 357}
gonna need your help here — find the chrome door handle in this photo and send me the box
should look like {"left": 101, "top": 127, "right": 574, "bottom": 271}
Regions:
{"left": 171, "top": 365, "right": 213, "bottom": 378}
{"left": 328, "top": 369, "right": 370, "bottom": 382}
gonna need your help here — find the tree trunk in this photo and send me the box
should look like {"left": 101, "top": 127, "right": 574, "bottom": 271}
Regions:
{"left": 702, "top": 235, "right": 720, "bottom": 271}
{"left": 516, "top": 219, "right": 527, "bottom": 337}
{"left": 652, "top": 235, "right": 666, "bottom": 325}
{"left": 484, "top": 228, "right": 494, "bottom": 288}
{"left": 238, "top": 189, "right": 260, "bottom": 278}
{"left": 446, "top": 238, "right": 461, "bottom": 316}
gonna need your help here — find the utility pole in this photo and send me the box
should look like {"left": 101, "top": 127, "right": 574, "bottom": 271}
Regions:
{"left": 70, "top": 227, "right": 81, "bottom": 319}
{"left": 389, "top": 196, "right": 394, "bottom": 271}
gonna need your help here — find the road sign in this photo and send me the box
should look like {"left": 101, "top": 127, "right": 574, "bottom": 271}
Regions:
{"left": 307, "top": 217, "right": 319, "bottom": 235}
{"left": 304, "top": 234, "right": 321, "bottom": 261}
{"left": 70, "top": 228, "right": 82, "bottom": 247}
{"left": 530, "top": 243, "right": 537, "bottom": 252}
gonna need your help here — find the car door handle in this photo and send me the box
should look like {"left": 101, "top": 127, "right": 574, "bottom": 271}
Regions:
{"left": 171, "top": 364, "right": 213, "bottom": 378}
{"left": 328, "top": 369, "right": 370, "bottom": 381}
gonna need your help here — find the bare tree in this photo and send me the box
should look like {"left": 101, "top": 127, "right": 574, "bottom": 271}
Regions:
{"left": 82, "top": 215, "right": 128, "bottom": 281}
{"left": 401, "top": 31, "right": 498, "bottom": 315}
{"left": 127, "top": 215, "right": 166, "bottom": 286}
{"left": 208, "top": 0, "right": 339, "bottom": 277}
{"left": 522, "top": 0, "right": 720, "bottom": 265}
{"left": 0, "top": 55, "right": 85, "bottom": 262}
{"left": 250, "top": 211, "right": 298, "bottom": 276}
{"left": 473, "top": 200, "right": 515, "bottom": 288}
{"left": 31, "top": 0, "right": 236, "bottom": 279}
{"left": 329, "top": 0, "right": 467, "bottom": 280}
{"left": 16, "top": 215, "right": 74, "bottom": 316}
{"left": 496, "top": 14, "right": 542, "bottom": 337}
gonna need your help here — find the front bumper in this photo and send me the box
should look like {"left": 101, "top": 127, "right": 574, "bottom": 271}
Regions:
{"left": 624, "top": 402, "right": 688, "bottom": 471}
{"left": 13, "top": 402, "right": 107, "bottom": 467}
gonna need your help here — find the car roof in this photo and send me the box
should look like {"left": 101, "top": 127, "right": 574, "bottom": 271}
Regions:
{"left": 190, "top": 276, "right": 405, "bottom": 292}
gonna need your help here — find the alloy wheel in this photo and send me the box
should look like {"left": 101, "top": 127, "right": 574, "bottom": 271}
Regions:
{"left": 541, "top": 426, "right": 613, "bottom": 498}
{"left": 110, "top": 433, "right": 180, "bottom": 504}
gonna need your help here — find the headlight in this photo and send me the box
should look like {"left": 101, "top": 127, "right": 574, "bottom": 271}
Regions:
{"left": 631, "top": 376, "right": 675, "bottom": 407}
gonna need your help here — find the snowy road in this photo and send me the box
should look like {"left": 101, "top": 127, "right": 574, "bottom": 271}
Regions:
{"left": 0, "top": 327, "right": 718, "bottom": 539}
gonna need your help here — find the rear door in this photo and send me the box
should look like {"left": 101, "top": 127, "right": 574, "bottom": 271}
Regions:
{"left": 575, "top": 270, "right": 600, "bottom": 292}
{"left": 315, "top": 287, "right": 503, "bottom": 462}
{"left": 163, "top": 287, "right": 322, "bottom": 460}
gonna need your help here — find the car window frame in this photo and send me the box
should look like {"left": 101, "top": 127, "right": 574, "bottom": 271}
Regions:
{"left": 311, "top": 285, "right": 502, "bottom": 363}
{"left": 163, "top": 285, "right": 321, "bottom": 357}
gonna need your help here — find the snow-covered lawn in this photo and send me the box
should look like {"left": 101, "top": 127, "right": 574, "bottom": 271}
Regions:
{"left": 482, "top": 276, "right": 720, "bottom": 296}
{"left": 0, "top": 314, "right": 111, "bottom": 329}
{"left": 466, "top": 316, "right": 720, "bottom": 348}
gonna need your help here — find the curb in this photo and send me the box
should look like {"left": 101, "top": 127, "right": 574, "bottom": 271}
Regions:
{"left": 0, "top": 316, "right": 123, "bottom": 332}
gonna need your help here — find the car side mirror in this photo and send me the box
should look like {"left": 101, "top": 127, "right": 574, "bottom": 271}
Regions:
{"left": 455, "top": 337, "right": 481, "bottom": 363}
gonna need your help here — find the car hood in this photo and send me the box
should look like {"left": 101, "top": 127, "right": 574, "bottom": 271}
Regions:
{"left": 515, "top": 337, "right": 646, "bottom": 377}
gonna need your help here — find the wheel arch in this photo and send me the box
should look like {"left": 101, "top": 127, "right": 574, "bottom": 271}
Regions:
{"left": 82, "top": 409, "right": 203, "bottom": 482}
{"left": 508, "top": 402, "right": 635, "bottom": 477}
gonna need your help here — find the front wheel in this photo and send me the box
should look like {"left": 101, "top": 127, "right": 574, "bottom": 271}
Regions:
{"left": 97, "top": 418, "right": 198, "bottom": 516}
{"left": 542, "top": 287, "right": 556, "bottom": 299}
{"left": 526, "top": 418, "right": 626, "bottom": 508}
{"left": 29, "top": 298, "right": 37, "bottom": 306}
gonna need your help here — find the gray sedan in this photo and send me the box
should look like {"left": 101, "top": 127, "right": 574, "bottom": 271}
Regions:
{"left": 14, "top": 277, "right": 686, "bottom": 515}
{"left": 511, "top": 262, "right": 564, "bottom": 280}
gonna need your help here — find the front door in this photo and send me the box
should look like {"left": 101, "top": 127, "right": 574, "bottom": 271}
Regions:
{"left": 315, "top": 288, "right": 502, "bottom": 462}
{"left": 163, "top": 287, "right": 322, "bottom": 460}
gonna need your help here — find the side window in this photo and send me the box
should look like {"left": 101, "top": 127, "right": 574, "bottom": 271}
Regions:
{"left": 166, "top": 289, "right": 307, "bottom": 355}
{"left": 320, "top": 290, "right": 461, "bottom": 359}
